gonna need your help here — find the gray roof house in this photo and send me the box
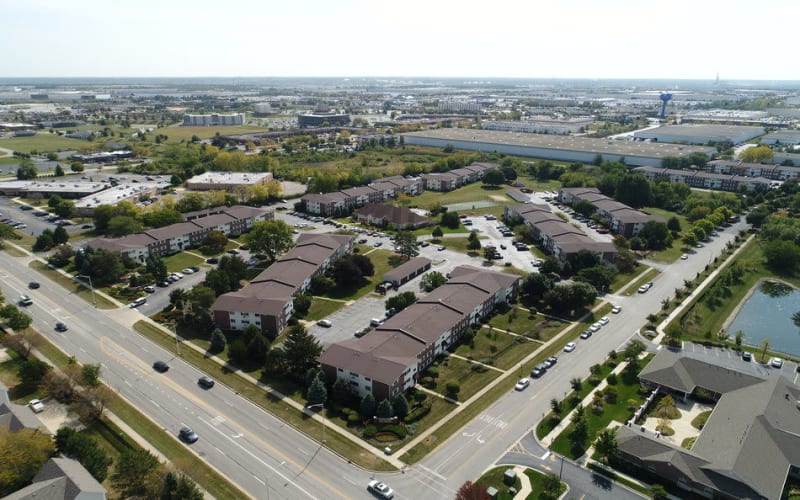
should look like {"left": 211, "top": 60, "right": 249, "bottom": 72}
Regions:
{"left": 3, "top": 457, "right": 106, "bottom": 500}
{"left": 617, "top": 351, "right": 800, "bottom": 500}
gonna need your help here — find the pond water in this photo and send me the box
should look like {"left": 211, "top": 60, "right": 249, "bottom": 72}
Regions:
{"left": 727, "top": 281, "right": 800, "bottom": 357}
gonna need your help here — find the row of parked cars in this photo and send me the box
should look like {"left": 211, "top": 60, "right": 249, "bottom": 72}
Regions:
{"left": 515, "top": 355, "right": 559, "bottom": 391}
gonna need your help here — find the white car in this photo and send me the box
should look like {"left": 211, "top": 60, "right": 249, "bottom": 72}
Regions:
{"left": 598, "top": 316, "right": 609, "bottom": 326}
{"left": 514, "top": 378, "right": 530, "bottom": 391}
{"left": 680, "top": 254, "right": 688, "bottom": 260}
{"left": 770, "top": 357, "right": 784, "bottom": 368}
{"left": 611, "top": 305, "right": 622, "bottom": 314}
{"left": 317, "top": 319, "right": 332, "bottom": 328}
{"left": 589, "top": 322, "right": 602, "bottom": 333}
{"left": 367, "top": 480, "right": 394, "bottom": 499}
{"left": 564, "top": 342, "right": 576, "bottom": 352}
{"left": 28, "top": 399, "right": 44, "bottom": 413}
{"left": 638, "top": 282, "right": 653, "bottom": 293}
{"left": 181, "top": 268, "right": 194, "bottom": 274}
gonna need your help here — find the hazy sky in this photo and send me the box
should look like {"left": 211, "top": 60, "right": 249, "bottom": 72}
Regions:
{"left": 5, "top": 0, "right": 799, "bottom": 80}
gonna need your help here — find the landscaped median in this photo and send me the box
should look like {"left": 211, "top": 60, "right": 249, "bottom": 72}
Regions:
{"left": 29, "top": 260, "right": 118, "bottom": 309}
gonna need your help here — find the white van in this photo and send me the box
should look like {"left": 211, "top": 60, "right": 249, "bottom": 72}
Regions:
{"left": 370, "top": 318, "right": 383, "bottom": 327}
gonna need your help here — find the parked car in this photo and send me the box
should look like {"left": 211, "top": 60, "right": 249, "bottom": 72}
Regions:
{"left": 206, "top": 258, "right": 219, "bottom": 264}
{"left": 317, "top": 319, "right": 332, "bottom": 328}
{"left": 367, "top": 480, "right": 394, "bottom": 499}
{"left": 153, "top": 361, "right": 169, "bottom": 372}
{"left": 611, "top": 305, "right": 622, "bottom": 314}
{"left": 190, "top": 266, "right": 201, "bottom": 273}
{"left": 580, "top": 330, "right": 592, "bottom": 339}
{"left": 544, "top": 356, "right": 558, "bottom": 368}
{"left": 742, "top": 351, "right": 752, "bottom": 362}
{"left": 28, "top": 399, "right": 44, "bottom": 413}
{"left": 179, "top": 426, "right": 199, "bottom": 443}
{"left": 589, "top": 323, "right": 601, "bottom": 333}
{"left": 638, "top": 282, "right": 653, "bottom": 293}
{"left": 514, "top": 378, "right": 530, "bottom": 391}
{"left": 181, "top": 268, "right": 194, "bottom": 274}
{"left": 770, "top": 357, "right": 784, "bottom": 368}
{"left": 598, "top": 316, "right": 609, "bottom": 326}
{"left": 564, "top": 342, "right": 577, "bottom": 352}
{"left": 143, "top": 286, "right": 156, "bottom": 293}
{"left": 680, "top": 254, "right": 689, "bottom": 260}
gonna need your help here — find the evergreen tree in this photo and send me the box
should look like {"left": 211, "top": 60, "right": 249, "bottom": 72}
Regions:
{"left": 392, "top": 393, "right": 409, "bottom": 418}
{"left": 360, "top": 392, "right": 377, "bottom": 418}
{"left": 376, "top": 398, "right": 394, "bottom": 418}
{"left": 332, "top": 377, "right": 351, "bottom": 405}
{"left": 307, "top": 376, "right": 327, "bottom": 406}
{"left": 209, "top": 328, "right": 227, "bottom": 353}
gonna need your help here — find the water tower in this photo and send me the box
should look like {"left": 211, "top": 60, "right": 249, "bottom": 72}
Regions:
{"left": 659, "top": 93, "right": 673, "bottom": 119}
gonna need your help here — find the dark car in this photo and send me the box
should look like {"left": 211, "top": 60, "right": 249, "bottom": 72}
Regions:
{"left": 198, "top": 376, "right": 215, "bottom": 389}
{"left": 153, "top": 361, "right": 169, "bottom": 373}
{"left": 55, "top": 322, "right": 68, "bottom": 332}
{"left": 179, "top": 426, "right": 199, "bottom": 443}
{"left": 190, "top": 266, "right": 201, "bottom": 272}
{"left": 28, "top": 282, "right": 40, "bottom": 289}
{"left": 206, "top": 258, "right": 219, "bottom": 264}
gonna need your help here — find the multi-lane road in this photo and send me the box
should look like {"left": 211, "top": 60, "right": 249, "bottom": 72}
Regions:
{"left": 0, "top": 216, "right": 751, "bottom": 499}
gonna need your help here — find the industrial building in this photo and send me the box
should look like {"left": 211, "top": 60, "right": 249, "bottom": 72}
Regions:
{"left": 760, "top": 130, "right": 800, "bottom": 146}
{"left": 483, "top": 117, "right": 594, "bottom": 135}
{"left": 297, "top": 113, "right": 350, "bottom": 128}
{"left": 633, "top": 124, "right": 764, "bottom": 145}
{"left": 73, "top": 181, "right": 171, "bottom": 216}
{"left": 402, "top": 129, "right": 714, "bottom": 167}
{"left": 185, "top": 171, "right": 273, "bottom": 191}
{"left": 182, "top": 113, "right": 245, "bottom": 126}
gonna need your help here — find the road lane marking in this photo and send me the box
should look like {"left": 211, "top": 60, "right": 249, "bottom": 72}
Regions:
{"left": 418, "top": 464, "right": 447, "bottom": 481}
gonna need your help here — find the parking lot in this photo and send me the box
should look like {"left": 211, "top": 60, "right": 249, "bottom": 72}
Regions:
{"left": 672, "top": 342, "right": 799, "bottom": 383}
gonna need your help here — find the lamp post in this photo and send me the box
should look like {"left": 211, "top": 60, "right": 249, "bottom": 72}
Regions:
{"left": 77, "top": 274, "right": 96, "bottom": 308}
{"left": 306, "top": 403, "right": 325, "bottom": 444}
{"left": 170, "top": 322, "right": 181, "bottom": 356}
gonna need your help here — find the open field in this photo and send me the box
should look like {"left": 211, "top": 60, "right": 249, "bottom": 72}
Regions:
{"left": 0, "top": 134, "right": 95, "bottom": 153}
{"left": 155, "top": 125, "right": 270, "bottom": 143}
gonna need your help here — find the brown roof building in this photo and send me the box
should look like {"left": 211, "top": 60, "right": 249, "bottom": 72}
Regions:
{"left": 355, "top": 204, "right": 429, "bottom": 229}
{"left": 212, "top": 233, "right": 353, "bottom": 337}
{"left": 558, "top": 187, "right": 664, "bottom": 238}
{"left": 319, "top": 266, "right": 520, "bottom": 400}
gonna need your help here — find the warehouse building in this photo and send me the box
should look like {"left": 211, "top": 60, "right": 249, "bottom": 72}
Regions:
{"left": 633, "top": 124, "right": 764, "bottom": 145}
{"left": 185, "top": 171, "right": 273, "bottom": 191}
{"left": 182, "top": 113, "right": 245, "bottom": 126}
{"left": 402, "top": 129, "right": 714, "bottom": 167}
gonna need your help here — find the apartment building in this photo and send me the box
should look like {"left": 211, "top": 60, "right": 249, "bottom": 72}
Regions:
{"left": 354, "top": 204, "right": 429, "bottom": 229}
{"left": 633, "top": 166, "right": 774, "bottom": 192}
{"left": 705, "top": 159, "right": 800, "bottom": 181}
{"left": 212, "top": 233, "right": 353, "bottom": 337}
{"left": 318, "top": 266, "right": 520, "bottom": 400}
{"left": 558, "top": 187, "right": 665, "bottom": 238}
{"left": 84, "top": 205, "right": 273, "bottom": 261}
{"left": 300, "top": 175, "right": 425, "bottom": 216}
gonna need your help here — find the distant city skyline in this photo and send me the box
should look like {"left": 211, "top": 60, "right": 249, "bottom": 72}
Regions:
{"left": 4, "top": 0, "right": 799, "bottom": 81}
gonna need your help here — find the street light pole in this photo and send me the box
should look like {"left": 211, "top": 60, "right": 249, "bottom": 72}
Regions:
{"left": 306, "top": 403, "right": 325, "bottom": 444}
{"left": 171, "top": 323, "right": 181, "bottom": 356}
{"left": 77, "top": 274, "right": 96, "bottom": 308}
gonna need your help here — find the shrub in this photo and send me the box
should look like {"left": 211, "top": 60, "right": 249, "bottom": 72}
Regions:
{"left": 382, "top": 424, "right": 407, "bottom": 439}
{"left": 606, "top": 373, "right": 618, "bottom": 385}
{"left": 588, "top": 376, "right": 601, "bottom": 386}
{"left": 426, "top": 367, "right": 439, "bottom": 378}
{"left": 363, "top": 425, "right": 378, "bottom": 439}
{"left": 347, "top": 412, "right": 362, "bottom": 425}
{"left": 404, "top": 403, "right": 432, "bottom": 423}
{"left": 414, "top": 392, "right": 427, "bottom": 403}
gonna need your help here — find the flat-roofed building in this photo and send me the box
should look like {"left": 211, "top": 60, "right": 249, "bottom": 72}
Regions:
{"left": 403, "top": 129, "right": 714, "bottom": 167}
{"left": 319, "top": 266, "right": 520, "bottom": 399}
{"left": 185, "top": 171, "right": 273, "bottom": 191}
{"left": 182, "top": 113, "right": 245, "bottom": 126}
{"left": 633, "top": 124, "right": 764, "bottom": 145}
{"left": 73, "top": 181, "right": 171, "bottom": 216}
{"left": 484, "top": 117, "right": 594, "bottom": 135}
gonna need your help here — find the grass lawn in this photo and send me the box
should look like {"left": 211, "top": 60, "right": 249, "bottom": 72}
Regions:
{"left": 413, "top": 182, "right": 510, "bottom": 209}
{"left": 525, "top": 468, "right": 567, "bottom": 499}
{"left": 131, "top": 321, "right": 395, "bottom": 471}
{"left": 29, "top": 261, "right": 118, "bottom": 309}
{"left": 475, "top": 467, "right": 522, "bottom": 500}
{"left": 625, "top": 268, "right": 660, "bottom": 296}
{"left": 154, "top": 125, "right": 270, "bottom": 143}
{"left": 412, "top": 224, "right": 468, "bottom": 237}
{"left": 549, "top": 378, "right": 646, "bottom": 459}
{"left": 437, "top": 236, "right": 487, "bottom": 255}
{"left": 162, "top": 252, "right": 205, "bottom": 272}
{"left": 426, "top": 356, "right": 501, "bottom": 401}
{"left": 305, "top": 297, "right": 346, "bottom": 321}
{"left": 488, "top": 307, "right": 570, "bottom": 343}
{"left": 0, "top": 134, "right": 96, "bottom": 153}
{"left": 455, "top": 328, "right": 539, "bottom": 370}
{"left": 608, "top": 264, "right": 648, "bottom": 294}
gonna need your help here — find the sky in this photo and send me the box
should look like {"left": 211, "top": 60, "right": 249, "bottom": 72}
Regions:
{"left": 4, "top": 0, "right": 799, "bottom": 80}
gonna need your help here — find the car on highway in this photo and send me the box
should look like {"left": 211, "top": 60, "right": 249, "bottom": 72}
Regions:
{"left": 28, "top": 281, "right": 40, "bottom": 289}
{"left": 317, "top": 319, "right": 332, "bottom": 328}
{"left": 611, "top": 305, "right": 622, "bottom": 314}
{"left": 28, "top": 399, "right": 44, "bottom": 413}
{"left": 153, "top": 361, "right": 169, "bottom": 373}
{"left": 638, "top": 282, "right": 653, "bottom": 293}
{"left": 198, "top": 376, "right": 215, "bottom": 389}
{"left": 564, "top": 342, "right": 577, "bottom": 352}
{"left": 514, "top": 378, "right": 530, "bottom": 391}
{"left": 179, "top": 425, "right": 199, "bottom": 443}
{"left": 18, "top": 295, "right": 33, "bottom": 306}
{"left": 55, "top": 322, "right": 68, "bottom": 332}
{"left": 367, "top": 480, "right": 394, "bottom": 499}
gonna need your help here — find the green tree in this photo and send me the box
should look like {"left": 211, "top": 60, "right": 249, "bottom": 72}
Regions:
{"left": 53, "top": 199, "right": 75, "bottom": 218}
{"left": 419, "top": 271, "right": 447, "bottom": 292}
{"left": 360, "top": 392, "right": 377, "bottom": 418}
{"left": 481, "top": 169, "right": 505, "bottom": 187}
{"left": 594, "top": 427, "right": 618, "bottom": 464}
{"left": 33, "top": 230, "right": 56, "bottom": 251}
{"left": 54, "top": 427, "right": 113, "bottom": 482}
{"left": 385, "top": 291, "right": 417, "bottom": 314}
{"left": 53, "top": 225, "right": 69, "bottom": 245}
{"left": 0, "top": 427, "right": 55, "bottom": 496}
{"left": 307, "top": 376, "right": 327, "bottom": 406}
{"left": 331, "top": 257, "right": 364, "bottom": 288}
{"left": 247, "top": 331, "right": 270, "bottom": 365}
{"left": 160, "top": 472, "right": 204, "bottom": 500}
{"left": 1, "top": 305, "right": 33, "bottom": 331}
{"left": 111, "top": 448, "right": 161, "bottom": 498}
{"left": 145, "top": 254, "right": 168, "bottom": 281}
{"left": 245, "top": 220, "right": 294, "bottom": 262}
{"left": 764, "top": 239, "right": 800, "bottom": 274}
{"left": 201, "top": 230, "right": 228, "bottom": 254}
{"left": 283, "top": 325, "right": 323, "bottom": 378}
{"left": 392, "top": 393, "right": 409, "bottom": 419}
{"left": 440, "top": 211, "right": 460, "bottom": 229}
{"left": 209, "top": 328, "right": 227, "bottom": 353}
{"left": 332, "top": 377, "right": 352, "bottom": 405}
{"left": 107, "top": 215, "right": 143, "bottom": 237}
{"left": 541, "top": 473, "right": 562, "bottom": 500}
{"left": 18, "top": 358, "right": 51, "bottom": 386}
{"left": 467, "top": 236, "right": 482, "bottom": 252}
{"left": 445, "top": 380, "right": 461, "bottom": 399}
{"left": 227, "top": 338, "right": 248, "bottom": 364}
{"left": 189, "top": 285, "right": 217, "bottom": 309}
{"left": 81, "top": 363, "right": 102, "bottom": 388}
{"left": 393, "top": 230, "right": 418, "bottom": 259}
{"left": 16, "top": 160, "right": 38, "bottom": 180}
{"left": 350, "top": 254, "right": 375, "bottom": 277}
{"left": 205, "top": 268, "right": 232, "bottom": 296}
{"left": 376, "top": 398, "right": 394, "bottom": 418}
{"left": 432, "top": 226, "right": 443, "bottom": 238}
{"left": 53, "top": 164, "right": 65, "bottom": 176}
